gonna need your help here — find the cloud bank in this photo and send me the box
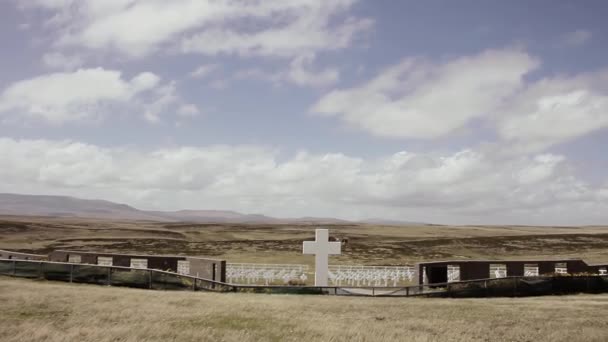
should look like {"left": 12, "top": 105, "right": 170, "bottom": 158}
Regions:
{"left": 1, "top": 137, "right": 606, "bottom": 224}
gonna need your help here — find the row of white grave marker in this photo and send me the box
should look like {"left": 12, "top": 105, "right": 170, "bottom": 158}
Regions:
{"left": 226, "top": 263, "right": 415, "bottom": 286}
{"left": 230, "top": 228, "right": 608, "bottom": 287}
{"left": 226, "top": 263, "right": 310, "bottom": 285}
{"left": 328, "top": 265, "right": 414, "bottom": 287}
{"left": 230, "top": 228, "right": 608, "bottom": 286}
{"left": 228, "top": 229, "right": 416, "bottom": 286}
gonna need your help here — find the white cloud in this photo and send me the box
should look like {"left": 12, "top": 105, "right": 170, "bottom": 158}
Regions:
{"left": 233, "top": 68, "right": 282, "bottom": 84}
{"left": 312, "top": 48, "right": 539, "bottom": 139}
{"left": 516, "top": 154, "right": 565, "bottom": 184}
{"left": 42, "top": 52, "right": 83, "bottom": 71}
{"left": 177, "top": 104, "right": 201, "bottom": 117}
{"left": 233, "top": 54, "right": 339, "bottom": 88}
{"left": 599, "top": 188, "right": 608, "bottom": 200}
{"left": 0, "top": 68, "right": 193, "bottom": 124}
{"left": 189, "top": 64, "right": 219, "bottom": 79}
{"left": 130, "top": 72, "right": 161, "bottom": 92}
{"left": 560, "top": 29, "right": 592, "bottom": 47}
{"left": 285, "top": 54, "right": 339, "bottom": 87}
{"left": 497, "top": 70, "right": 608, "bottom": 152}
{"left": 142, "top": 81, "right": 179, "bottom": 124}
{"left": 181, "top": 14, "right": 372, "bottom": 58}
{"left": 0, "top": 137, "right": 606, "bottom": 224}
{"left": 0, "top": 68, "right": 151, "bottom": 123}
{"left": 209, "top": 79, "right": 229, "bottom": 90}
{"left": 22, "top": 0, "right": 372, "bottom": 59}
{"left": 312, "top": 47, "right": 608, "bottom": 152}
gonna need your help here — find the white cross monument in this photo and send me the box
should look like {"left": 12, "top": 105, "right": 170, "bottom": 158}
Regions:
{"left": 303, "top": 228, "right": 341, "bottom": 286}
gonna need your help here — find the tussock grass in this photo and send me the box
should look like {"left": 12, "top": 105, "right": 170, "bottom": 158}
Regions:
{"left": 1, "top": 277, "right": 608, "bottom": 342}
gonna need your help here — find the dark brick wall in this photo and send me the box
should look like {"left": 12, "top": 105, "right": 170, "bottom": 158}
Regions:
{"left": 538, "top": 262, "right": 556, "bottom": 275}
{"left": 47, "top": 250, "right": 226, "bottom": 282}
{"left": 80, "top": 254, "right": 97, "bottom": 264}
{"left": 188, "top": 257, "right": 214, "bottom": 279}
{"left": 566, "top": 260, "right": 590, "bottom": 274}
{"left": 427, "top": 265, "right": 448, "bottom": 283}
{"left": 48, "top": 251, "right": 69, "bottom": 262}
{"left": 416, "top": 259, "right": 604, "bottom": 284}
{"left": 461, "top": 263, "right": 491, "bottom": 280}
{"left": 0, "top": 249, "right": 46, "bottom": 260}
{"left": 187, "top": 258, "right": 226, "bottom": 282}
{"left": 146, "top": 256, "right": 180, "bottom": 272}
{"left": 109, "top": 255, "right": 130, "bottom": 268}
{"left": 218, "top": 260, "right": 226, "bottom": 282}
{"left": 506, "top": 262, "right": 524, "bottom": 277}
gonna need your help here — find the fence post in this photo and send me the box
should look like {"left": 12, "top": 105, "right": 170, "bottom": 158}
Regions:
{"left": 406, "top": 287, "right": 409, "bottom": 297}
{"left": 192, "top": 278, "right": 197, "bottom": 291}
{"left": 372, "top": 287, "right": 375, "bottom": 297}
{"left": 69, "top": 264, "right": 73, "bottom": 283}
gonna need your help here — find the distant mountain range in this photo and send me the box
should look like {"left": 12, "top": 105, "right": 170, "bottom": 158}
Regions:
{"left": 0, "top": 193, "right": 425, "bottom": 226}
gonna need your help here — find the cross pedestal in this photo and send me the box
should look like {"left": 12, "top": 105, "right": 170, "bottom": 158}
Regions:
{"left": 303, "top": 228, "right": 341, "bottom": 286}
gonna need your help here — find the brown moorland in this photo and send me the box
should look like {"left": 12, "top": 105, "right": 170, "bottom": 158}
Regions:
{"left": 1, "top": 215, "right": 608, "bottom": 265}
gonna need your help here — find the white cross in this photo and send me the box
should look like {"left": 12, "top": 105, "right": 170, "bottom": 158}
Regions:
{"left": 303, "top": 228, "right": 341, "bottom": 286}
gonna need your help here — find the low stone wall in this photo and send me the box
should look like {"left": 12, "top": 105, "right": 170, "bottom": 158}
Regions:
{"left": 48, "top": 250, "right": 225, "bottom": 282}
{"left": 416, "top": 259, "right": 608, "bottom": 284}
{"left": 0, "top": 249, "right": 46, "bottom": 261}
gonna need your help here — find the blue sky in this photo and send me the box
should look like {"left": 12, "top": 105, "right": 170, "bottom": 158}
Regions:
{"left": 0, "top": 0, "right": 607, "bottom": 225}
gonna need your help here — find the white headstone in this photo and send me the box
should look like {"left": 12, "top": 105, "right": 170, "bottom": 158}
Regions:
{"left": 303, "top": 228, "right": 341, "bottom": 286}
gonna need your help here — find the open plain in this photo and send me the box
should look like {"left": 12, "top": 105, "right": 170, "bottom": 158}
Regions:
{"left": 1, "top": 215, "right": 608, "bottom": 266}
{"left": 2, "top": 216, "right": 608, "bottom": 341}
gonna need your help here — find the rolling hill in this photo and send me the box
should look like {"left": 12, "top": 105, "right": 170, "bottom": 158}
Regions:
{"left": 0, "top": 193, "right": 421, "bottom": 225}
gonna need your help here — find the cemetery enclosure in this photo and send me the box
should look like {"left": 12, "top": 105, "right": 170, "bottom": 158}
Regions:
{"left": 226, "top": 263, "right": 415, "bottom": 286}
{"left": 3, "top": 258, "right": 608, "bottom": 298}
{"left": 2, "top": 216, "right": 608, "bottom": 268}
{"left": 2, "top": 277, "right": 608, "bottom": 342}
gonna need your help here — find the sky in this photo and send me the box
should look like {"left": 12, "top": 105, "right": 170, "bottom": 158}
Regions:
{"left": 1, "top": 0, "right": 607, "bottom": 225}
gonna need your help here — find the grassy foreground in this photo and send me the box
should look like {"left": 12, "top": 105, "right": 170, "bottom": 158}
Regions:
{"left": 1, "top": 277, "right": 607, "bottom": 342}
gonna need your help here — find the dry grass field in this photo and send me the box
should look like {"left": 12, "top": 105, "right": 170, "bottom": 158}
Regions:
{"left": 1, "top": 277, "right": 607, "bottom": 342}
{"left": 2, "top": 217, "right": 608, "bottom": 341}
{"left": 1, "top": 215, "right": 608, "bottom": 265}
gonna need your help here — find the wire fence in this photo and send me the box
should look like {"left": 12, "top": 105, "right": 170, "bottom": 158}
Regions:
{"left": 2, "top": 259, "right": 607, "bottom": 297}
{"left": 438, "top": 274, "right": 608, "bottom": 298}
